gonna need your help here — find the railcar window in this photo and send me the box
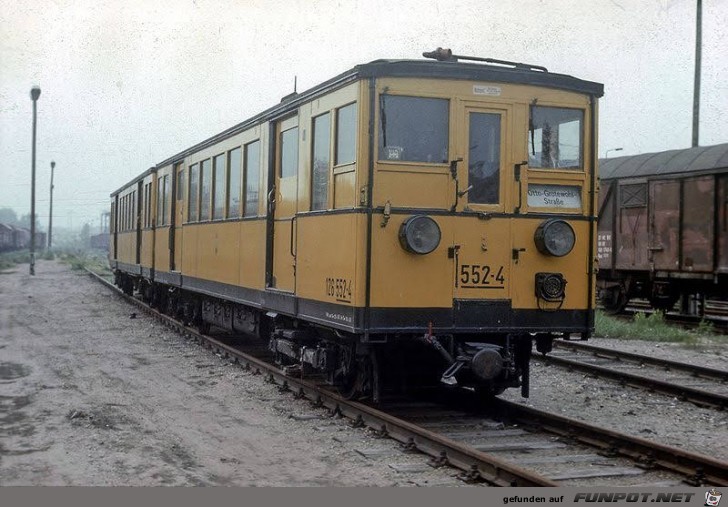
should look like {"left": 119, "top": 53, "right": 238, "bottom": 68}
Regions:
{"left": 133, "top": 191, "right": 138, "bottom": 229}
{"left": 213, "top": 154, "right": 225, "bottom": 220}
{"left": 188, "top": 163, "right": 199, "bottom": 222}
{"left": 244, "top": 140, "right": 260, "bottom": 216}
{"left": 620, "top": 183, "right": 647, "bottom": 208}
{"left": 227, "top": 147, "right": 241, "bottom": 218}
{"left": 312, "top": 113, "right": 331, "bottom": 210}
{"left": 176, "top": 165, "right": 185, "bottom": 201}
{"left": 335, "top": 103, "right": 356, "bottom": 165}
{"left": 528, "top": 106, "right": 583, "bottom": 169}
{"left": 200, "top": 158, "right": 212, "bottom": 221}
{"left": 378, "top": 95, "right": 448, "bottom": 163}
{"left": 157, "top": 176, "right": 166, "bottom": 226}
{"left": 281, "top": 127, "right": 298, "bottom": 178}
{"left": 468, "top": 113, "right": 501, "bottom": 204}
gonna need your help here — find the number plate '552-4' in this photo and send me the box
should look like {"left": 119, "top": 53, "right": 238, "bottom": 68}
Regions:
{"left": 458, "top": 264, "right": 506, "bottom": 289}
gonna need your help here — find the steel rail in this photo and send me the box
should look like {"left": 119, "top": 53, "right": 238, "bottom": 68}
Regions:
{"left": 85, "top": 269, "right": 555, "bottom": 487}
{"left": 553, "top": 340, "right": 728, "bottom": 382}
{"left": 88, "top": 269, "right": 728, "bottom": 485}
{"left": 493, "top": 399, "right": 728, "bottom": 486}
{"left": 534, "top": 351, "right": 728, "bottom": 410}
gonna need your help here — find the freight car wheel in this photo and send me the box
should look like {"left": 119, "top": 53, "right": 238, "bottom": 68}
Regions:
{"left": 648, "top": 294, "right": 679, "bottom": 313}
{"left": 600, "top": 285, "right": 628, "bottom": 314}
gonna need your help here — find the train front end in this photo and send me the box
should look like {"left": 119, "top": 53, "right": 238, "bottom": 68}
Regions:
{"left": 364, "top": 54, "right": 603, "bottom": 397}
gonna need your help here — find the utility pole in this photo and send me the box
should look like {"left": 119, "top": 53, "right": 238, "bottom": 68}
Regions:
{"left": 30, "top": 86, "right": 41, "bottom": 275}
{"left": 692, "top": 0, "right": 702, "bottom": 147}
{"left": 48, "top": 161, "right": 55, "bottom": 249}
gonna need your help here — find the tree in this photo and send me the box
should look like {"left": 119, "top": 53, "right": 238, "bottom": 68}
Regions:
{"left": 0, "top": 208, "right": 19, "bottom": 225}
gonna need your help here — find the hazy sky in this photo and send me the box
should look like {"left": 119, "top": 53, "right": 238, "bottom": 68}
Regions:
{"left": 1, "top": 0, "right": 727, "bottom": 230}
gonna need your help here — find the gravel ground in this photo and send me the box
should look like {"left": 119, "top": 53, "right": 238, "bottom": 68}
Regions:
{"left": 2, "top": 260, "right": 726, "bottom": 486}
{"left": 0, "top": 261, "right": 465, "bottom": 486}
{"left": 503, "top": 337, "right": 728, "bottom": 463}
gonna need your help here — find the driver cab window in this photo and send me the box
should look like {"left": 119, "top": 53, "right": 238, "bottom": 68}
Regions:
{"left": 468, "top": 112, "right": 501, "bottom": 204}
{"left": 528, "top": 106, "right": 583, "bottom": 169}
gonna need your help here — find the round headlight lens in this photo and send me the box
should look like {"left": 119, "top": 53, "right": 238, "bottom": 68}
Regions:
{"left": 399, "top": 215, "right": 441, "bottom": 255}
{"left": 534, "top": 219, "right": 575, "bottom": 257}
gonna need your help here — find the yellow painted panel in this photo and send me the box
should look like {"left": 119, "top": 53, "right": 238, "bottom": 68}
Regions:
{"left": 509, "top": 219, "right": 591, "bottom": 310}
{"left": 154, "top": 227, "right": 170, "bottom": 273}
{"left": 451, "top": 217, "right": 512, "bottom": 301}
{"left": 374, "top": 170, "right": 451, "bottom": 209}
{"left": 295, "top": 213, "right": 362, "bottom": 305}
{"left": 239, "top": 220, "right": 266, "bottom": 290}
{"left": 196, "top": 221, "right": 240, "bottom": 285}
{"left": 333, "top": 171, "right": 356, "bottom": 209}
{"left": 370, "top": 215, "right": 452, "bottom": 308}
{"left": 116, "top": 232, "right": 137, "bottom": 266}
{"left": 272, "top": 219, "right": 295, "bottom": 291}
{"left": 140, "top": 230, "right": 154, "bottom": 268}
{"left": 181, "top": 225, "right": 198, "bottom": 276}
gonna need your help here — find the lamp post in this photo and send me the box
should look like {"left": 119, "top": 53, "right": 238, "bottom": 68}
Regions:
{"left": 30, "top": 86, "right": 41, "bottom": 276}
{"left": 48, "top": 161, "right": 55, "bottom": 249}
{"left": 606, "top": 148, "right": 623, "bottom": 158}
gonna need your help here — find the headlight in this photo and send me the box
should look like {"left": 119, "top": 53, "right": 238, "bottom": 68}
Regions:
{"left": 399, "top": 215, "right": 441, "bottom": 255}
{"left": 534, "top": 219, "right": 575, "bottom": 257}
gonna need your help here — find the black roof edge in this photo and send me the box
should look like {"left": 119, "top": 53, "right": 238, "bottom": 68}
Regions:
{"left": 112, "top": 58, "right": 603, "bottom": 196}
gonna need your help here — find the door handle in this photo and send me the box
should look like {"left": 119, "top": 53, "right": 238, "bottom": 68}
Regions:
{"left": 267, "top": 186, "right": 276, "bottom": 214}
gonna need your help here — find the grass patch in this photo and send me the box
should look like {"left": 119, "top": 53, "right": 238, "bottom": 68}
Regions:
{"left": 595, "top": 310, "right": 725, "bottom": 344}
{"left": 0, "top": 250, "right": 30, "bottom": 271}
{"left": 59, "top": 249, "right": 111, "bottom": 275}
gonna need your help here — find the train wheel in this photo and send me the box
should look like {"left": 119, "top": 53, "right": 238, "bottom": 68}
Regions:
{"left": 648, "top": 294, "right": 679, "bottom": 312}
{"left": 600, "top": 285, "right": 628, "bottom": 314}
{"left": 337, "top": 348, "right": 380, "bottom": 402}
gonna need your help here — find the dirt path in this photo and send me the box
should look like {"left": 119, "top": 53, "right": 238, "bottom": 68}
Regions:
{"left": 0, "top": 261, "right": 462, "bottom": 486}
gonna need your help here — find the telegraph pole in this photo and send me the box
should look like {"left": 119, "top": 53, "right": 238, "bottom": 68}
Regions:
{"left": 30, "top": 86, "right": 41, "bottom": 275}
{"left": 48, "top": 161, "right": 55, "bottom": 249}
{"left": 692, "top": 0, "right": 702, "bottom": 147}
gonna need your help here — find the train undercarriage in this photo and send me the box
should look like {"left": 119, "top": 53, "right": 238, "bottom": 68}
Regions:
{"left": 115, "top": 271, "right": 540, "bottom": 402}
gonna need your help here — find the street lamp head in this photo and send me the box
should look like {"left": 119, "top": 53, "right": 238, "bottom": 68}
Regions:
{"left": 51, "top": 161, "right": 55, "bottom": 169}
{"left": 30, "top": 86, "right": 41, "bottom": 101}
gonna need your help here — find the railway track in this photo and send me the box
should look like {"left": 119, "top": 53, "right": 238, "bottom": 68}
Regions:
{"left": 623, "top": 299, "right": 728, "bottom": 332}
{"left": 87, "top": 269, "right": 728, "bottom": 486}
{"left": 536, "top": 340, "right": 728, "bottom": 411}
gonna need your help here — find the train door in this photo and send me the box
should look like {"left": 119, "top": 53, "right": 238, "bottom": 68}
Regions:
{"left": 453, "top": 104, "right": 511, "bottom": 304}
{"left": 268, "top": 115, "right": 299, "bottom": 293}
{"left": 135, "top": 180, "right": 143, "bottom": 265}
{"left": 171, "top": 162, "right": 184, "bottom": 273}
{"left": 649, "top": 180, "right": 680, "bottom": 271}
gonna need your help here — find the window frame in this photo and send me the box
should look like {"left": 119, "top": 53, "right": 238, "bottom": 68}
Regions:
{"left": 226, "top": 147, "right": 242, "bottom": 219}
{"left": 376, "top": 94, "right": 450, "bottom": 166}
{"left": 212, "top": 153, "right": 226, "bottom": 220}
{"left": 527, "top": 105, "right": 585, "bottom": 171}
{"left": 311, "top": 111, "right": 332, "bottom": 211}
{"left": 334, "top": 102, "right": 357, "bottom": 167}
{"left": 244, "top": 139, "right": 261, "bottom": 217}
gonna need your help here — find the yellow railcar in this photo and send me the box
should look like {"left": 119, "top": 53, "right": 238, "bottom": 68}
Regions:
{"left": 110, "top": 49, "right": 603, "bottom": 400}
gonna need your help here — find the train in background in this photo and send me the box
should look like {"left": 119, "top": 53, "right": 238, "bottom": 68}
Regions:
{"left": 597, "top": 143, "right": 728, "bottom": 313}
{"left": 0, "top": 223, "right": 45, "bottom": 253}
{"left": 110, "top": 49, "right": 603, "bottom": 401}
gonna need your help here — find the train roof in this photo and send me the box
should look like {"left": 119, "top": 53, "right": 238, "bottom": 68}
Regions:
{"left": 112, "top": 56, "right": 603, "bottom": 196}
{"left": 600, "top": 143, "right": 728, "bottom": 180}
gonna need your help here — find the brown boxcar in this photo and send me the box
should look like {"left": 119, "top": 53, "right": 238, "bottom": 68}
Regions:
{"left": 597, "top": 143, "right": 728, "bottom": 312}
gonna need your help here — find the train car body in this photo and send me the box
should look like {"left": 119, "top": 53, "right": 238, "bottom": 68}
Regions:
{"left": 110, "top": 50, "right": 603, "bottom": 400}
{"left": 597, "top": 143, "right": 728, "bottom": 312}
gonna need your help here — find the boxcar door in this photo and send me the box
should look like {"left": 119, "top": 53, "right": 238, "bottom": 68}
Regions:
{"left": 453, "top": 105, "right": 511, "bottom": 305}
{"left": 268, "top": 115, "right": 299, "bottom": 293}
{"left": 649, "top": 180, "right": 681, "bottom": 271}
